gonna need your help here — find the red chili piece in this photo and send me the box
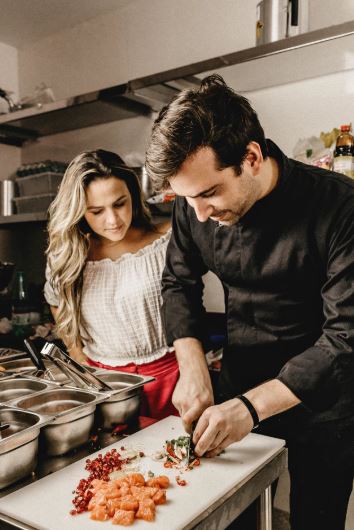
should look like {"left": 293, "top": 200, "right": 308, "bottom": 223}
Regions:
{"left": 176, "top": 476, "right": 187, "bottom": 486}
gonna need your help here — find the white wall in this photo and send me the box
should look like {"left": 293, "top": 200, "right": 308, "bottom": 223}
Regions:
{"left": 248, "top": 68, "right": 354, "bottom": 156}
{"left": 0, "top": 41, "right": 21, "bottom": 178}
{"left": 18, "top": 0, "right": 258, "bottom": 168}
{"left": 18, "top": 0, "right": 258, "bottom": 100}
{"left": 0, "top": 41, "right": 21, "bottom": 264}
{"left": 16, "top": 0, "right": 354, "bottom": 166}
{"left": 309, "top": 0, "right": 354, "bottom": 30}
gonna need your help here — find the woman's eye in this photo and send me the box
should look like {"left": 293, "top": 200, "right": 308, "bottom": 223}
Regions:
{"left": 91, "top": 210, "right": 103, "bottom": 216}
{"left": 114, "top": 201, "right": 126, "bottom": 208}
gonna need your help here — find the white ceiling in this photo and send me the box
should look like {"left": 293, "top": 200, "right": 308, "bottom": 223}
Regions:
{"left": 0, "top": 0, "right": 132, "bottom": 49}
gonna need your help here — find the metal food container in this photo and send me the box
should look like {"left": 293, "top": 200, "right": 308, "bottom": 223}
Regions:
{"left": 0, "top": 407, "right": 44, "bottom": 489}
{"left": 0, "top": 378, "right": 56, "bottom": 403}
{"left": 14, "top": 388, "right": 99, "bottom": 456}
{"left": 0, "top": 348, "right": 27, "bottom": 363}
{"left": 0, "top": 358, "right": 69, "bottom": 383}
{"left": 94, "top": 371, "right": 154, "bottom": 430}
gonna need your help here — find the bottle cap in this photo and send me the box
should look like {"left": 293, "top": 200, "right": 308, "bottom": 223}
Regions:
{"left": 340, "top": 124, "right": 351, "bottom": 132}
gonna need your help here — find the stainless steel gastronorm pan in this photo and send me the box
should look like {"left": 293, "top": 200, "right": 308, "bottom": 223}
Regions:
{"left": 93, "top": 371, "right": 154, "bottom": 429}
{"left": 12, "top": 388, "right": 102, "bottom": 456}
{"left": 0, "top": 358, "right": 69, "bottom": 383}
{"left": 0, "top": 378, "right": 57, "bottom": 403}
{"left": 0, "top": 406, "right": 48, "bottom": 489}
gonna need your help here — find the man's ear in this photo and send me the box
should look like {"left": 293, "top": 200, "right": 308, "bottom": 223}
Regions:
{"left": 245, "top": 142, "right": 263, "bottom": 173}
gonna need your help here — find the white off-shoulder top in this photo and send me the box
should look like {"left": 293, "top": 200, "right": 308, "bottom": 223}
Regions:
{"left": 44, "top": 230, "right": 173, "bottom": 366}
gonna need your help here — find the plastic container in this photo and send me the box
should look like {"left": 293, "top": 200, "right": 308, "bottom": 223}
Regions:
{"left": 15, "top": 172, "right": 63, "bottom": 197}
{"left": 13, "top": 193, "right": 56, "bottom": 214}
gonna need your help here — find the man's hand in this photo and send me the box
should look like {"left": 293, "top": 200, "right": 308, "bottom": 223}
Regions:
{"left": 193, "top": 379, "right": 301, "bottom": 457}
{"left": 193, "top": 398, "right": 254, "bottom": 458}
{"left": 172, "top": 337, "right": 214, "bottom": 432}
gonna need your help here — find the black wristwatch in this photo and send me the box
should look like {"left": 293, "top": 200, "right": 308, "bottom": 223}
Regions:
{"left": 235, "top": 394, "right": 260, "bottom": 429}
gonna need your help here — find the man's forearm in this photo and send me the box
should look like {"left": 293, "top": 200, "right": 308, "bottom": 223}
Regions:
{"left": 244, "top": 379, "right": 301, "bottom": 423}
{"left": 173, "top": 337, "right": 208, "bottom": 372}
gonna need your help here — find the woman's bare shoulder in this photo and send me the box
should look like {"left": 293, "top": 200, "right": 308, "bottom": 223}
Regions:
{"left": 155, "top": 220, "right": 171, "bottom": 234}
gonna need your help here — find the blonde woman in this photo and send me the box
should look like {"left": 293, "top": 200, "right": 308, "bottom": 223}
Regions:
{"left": 44, "top": 149, "right": 178, "bottom": 420}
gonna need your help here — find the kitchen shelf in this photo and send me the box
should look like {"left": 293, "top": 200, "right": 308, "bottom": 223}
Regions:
{"left": 0, "top": 212, "right": 47, "bottom": 225}
{"left": 129, "top": 20, "right": 354, "bottom": 94}
{"left": 1, "top": 21, "right": 354, "bottom": 147}
{"left": 0, "top": 83, "right": 152, "bottom": 146}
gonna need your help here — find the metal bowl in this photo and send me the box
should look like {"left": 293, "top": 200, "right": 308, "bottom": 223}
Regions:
{"left": 0, "top": 378, "right": 54, "bottom": 403}
{"left": 0, "top": 408, "right": 42, "bottom": 489}
{"left": 95, "top": 372, "right": 144, "bottom": 429}
{"left": 15, "top": 388, "right": 98, "bottom": 456}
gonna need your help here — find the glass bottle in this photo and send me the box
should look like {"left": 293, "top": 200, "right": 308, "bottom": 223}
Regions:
{"left": 11, "top": 270, "right": 31, "bottom": 327}
{"left": 333, "top": 124, "right": 354, "bottom": 179}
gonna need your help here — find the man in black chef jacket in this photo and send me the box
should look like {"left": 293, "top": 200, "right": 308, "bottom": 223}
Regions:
{"left": 145, "top": 74, "right": 354, "bottom": 530}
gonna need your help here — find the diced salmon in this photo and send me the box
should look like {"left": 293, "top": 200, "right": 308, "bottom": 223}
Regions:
{"left": 153, "top": 489, "right": 167, "bottom": 505}
{"left": 88, "top": 492, "right": 108, "bottom": 509}
{"left": 114, "top": 477, "right": 130, "bottom": 487}
{"left": 136, "top": 499, "right": 156, "bottom": 521}
{"left": 107, "top": 498, "right": 123, "bottom": 518}
{"left": 88, "top": 496, "right": 100, "bottom": 511}
{"left": 90, "top": 505, "right": 110, "bottom": 521}
{"left": 112, "top": 509, "right": 135, "bottom": 526}
{"left": 146, "top": 475, "right": 170, "bottom": 489}
{"left": 126, "top": 473, "right": 145, "bottom": 487}
{"left": 105, "top": 485, "right": 121, "bottom": 499}
{"left": 119, "top": 496, "right": 139, "bottom": 512}
{"left": 119, "top": 485, "right": 131, "bottom": 497}
{"left": 130, "top": 486, "right": 158, "bottom": 499}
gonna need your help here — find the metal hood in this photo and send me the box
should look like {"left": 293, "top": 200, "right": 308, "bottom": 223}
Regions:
{"left": 0, "top": 77, "right": 201, "bottom": 147}
{"left": 1, "top": 20, "right": 354, "bottom": 147}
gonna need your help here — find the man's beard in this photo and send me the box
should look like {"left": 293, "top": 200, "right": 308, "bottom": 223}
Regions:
{"left": 211, "top": 208, "right": 243, "bottom": 226}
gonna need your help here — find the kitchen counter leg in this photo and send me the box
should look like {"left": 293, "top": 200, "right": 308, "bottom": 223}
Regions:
{"left": 258, "top": 485, "right": 272, "bottom": 530}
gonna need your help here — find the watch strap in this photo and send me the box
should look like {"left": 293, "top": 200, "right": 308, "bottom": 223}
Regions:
{"left": 236, "top": 394, "right": 260, "bottom": 429}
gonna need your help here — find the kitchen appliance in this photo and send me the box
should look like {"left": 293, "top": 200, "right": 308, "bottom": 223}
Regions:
{"left": 256, "top": 0, "right": 309, "bottom": 45}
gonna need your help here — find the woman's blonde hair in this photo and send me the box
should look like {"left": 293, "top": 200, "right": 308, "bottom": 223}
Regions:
{"left": 46, "top": 149, "right": 153, "bottom": 348}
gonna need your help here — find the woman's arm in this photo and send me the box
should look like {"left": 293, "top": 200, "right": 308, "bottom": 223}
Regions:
{"left": 50, "top": 306, "right": 89, "bottom": 365}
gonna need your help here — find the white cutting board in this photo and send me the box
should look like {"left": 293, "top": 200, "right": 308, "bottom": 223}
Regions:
{"left": 0, "top": 416, "right": 285, "bottom": 530}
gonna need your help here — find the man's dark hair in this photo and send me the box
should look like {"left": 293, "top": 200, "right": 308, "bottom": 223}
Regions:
{"left": 145, "top": 74, "right": 268, "bottom": 191}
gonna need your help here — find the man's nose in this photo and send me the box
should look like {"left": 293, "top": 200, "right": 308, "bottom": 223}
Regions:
{"left": 189, "top": 198, "right": 212, "bottom": 222}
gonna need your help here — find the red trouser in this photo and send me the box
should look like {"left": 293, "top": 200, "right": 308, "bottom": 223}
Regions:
{"left": 88, "top": 351, "right": 180, "bottom": 420}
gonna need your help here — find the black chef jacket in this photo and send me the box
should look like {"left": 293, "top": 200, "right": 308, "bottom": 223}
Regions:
{"left": 162, "top": 140, "right": 354, "bottom": 429}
